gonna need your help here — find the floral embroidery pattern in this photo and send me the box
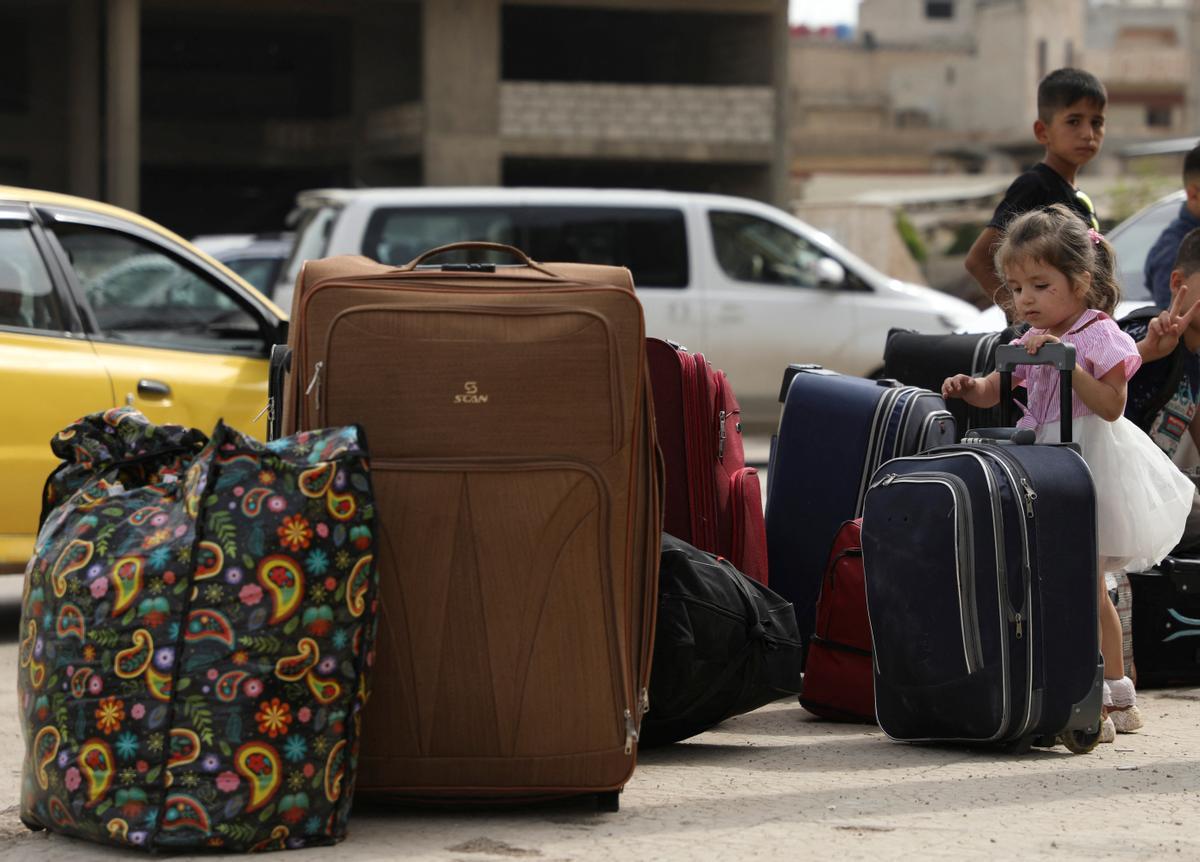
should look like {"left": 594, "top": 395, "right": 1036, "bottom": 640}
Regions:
{"left": 95, "top": 698, "right": 125, "bottom": 735}
{"left": 255, "top": 699, "right": 293, "bottom": 739}
{"left": 19, "top": 408, "right": 379, "bottom": 852}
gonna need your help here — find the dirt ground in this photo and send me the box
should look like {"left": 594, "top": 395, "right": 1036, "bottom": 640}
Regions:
{"left": 0, "top": 569, "right": 1198, "bottom": 861}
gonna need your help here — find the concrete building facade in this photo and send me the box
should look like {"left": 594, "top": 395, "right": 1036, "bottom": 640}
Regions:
{"left": 791, "top": 0, "right": 1191, "bottom": 178}
{"left": 1, "top": 0, "right": 789, "bottom": 235}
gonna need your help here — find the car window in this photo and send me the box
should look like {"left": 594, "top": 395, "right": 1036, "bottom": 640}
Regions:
{"left": 1110, "top": 201, "right": 1177, "bottom": 302}
{"left": 709, "top": 211, "right": 829, "bottom": 288}
{"left": 53, "top": 224, "right": 266, "bottom": 355}
{"left": 521, "top": 206, "right": 688, "bottom": 288}
{"left": 0, "top": 223, "right": 66, "bottom": 332}
{"left": 363, "top": 207, "right": 519, "bottom": 265}
{"left": 225, "top": 256, "right": 282, "bottom": 294}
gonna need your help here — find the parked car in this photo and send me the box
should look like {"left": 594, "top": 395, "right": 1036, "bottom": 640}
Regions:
{"left": 192, "top": 232, "right": 294, "bottom": 298}
{"left": 969, "top": 191, "right": 1181, "bottom": 331}
{"left": 276, "top": 187, "right": 982, "bottom": 425}
{"left": 0, "top": 186, "right": 287, "bottom": 573}
{"left": 1108, "top": 190, "right": 1185, "bottom": 302}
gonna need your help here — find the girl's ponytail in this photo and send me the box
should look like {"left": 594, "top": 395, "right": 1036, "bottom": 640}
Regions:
{"left": 1089, "top": 232, "right": 1121, "bottom": 317}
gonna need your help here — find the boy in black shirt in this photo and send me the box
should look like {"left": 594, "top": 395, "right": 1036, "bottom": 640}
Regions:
{"left": 965, "top": 68, "right": 1106, "bottom": 305}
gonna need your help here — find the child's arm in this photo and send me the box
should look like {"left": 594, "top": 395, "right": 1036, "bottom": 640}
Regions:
{"left": 1023, "top": 333, "right": 1128, "bottom": 420}
{"left": 1071, "top": 363, "right": 1127, "bottom": 421}
{"left": 964, "top": 227, "right": 1004, "bottom": 304}
{"left": 942, "top": 371, "right": 1001, "bottom": 407}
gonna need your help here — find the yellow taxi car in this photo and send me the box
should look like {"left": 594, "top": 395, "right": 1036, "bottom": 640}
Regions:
{"left": 0, "top": 186, "right": 287, "bottom": 573}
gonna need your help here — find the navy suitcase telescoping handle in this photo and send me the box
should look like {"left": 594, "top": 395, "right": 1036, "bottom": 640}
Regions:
{"left": 995, "top": 342, "right": 1076, "bottom": 443}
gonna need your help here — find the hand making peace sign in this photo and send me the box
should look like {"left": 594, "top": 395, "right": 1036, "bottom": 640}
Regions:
{"left": 1141, "top": 287, "right": 1200, "bottom": 362}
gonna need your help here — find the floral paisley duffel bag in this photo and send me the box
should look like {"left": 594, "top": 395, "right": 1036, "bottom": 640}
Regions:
{"left": 18, "top": 408, "right": 380, "bottom": 852}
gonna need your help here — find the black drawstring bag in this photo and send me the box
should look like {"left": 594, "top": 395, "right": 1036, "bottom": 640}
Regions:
{"left": 640, "top": 535, "right": 804, "bottom": 747}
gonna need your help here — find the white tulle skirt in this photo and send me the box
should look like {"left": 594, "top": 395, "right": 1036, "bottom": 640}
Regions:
{"left": 1035, "top": 415, "right": 1194, "bottom": 572}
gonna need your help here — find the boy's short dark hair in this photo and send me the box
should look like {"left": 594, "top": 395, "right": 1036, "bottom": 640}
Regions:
{"left": 1173, "top": 228, "right": 1200, "bottom": 279}
{"left": 1184, "top": 144, "right": 1200, "bottom": 186}
{"left": 1037, "top": 68, "right": 1107, "bottom": 123}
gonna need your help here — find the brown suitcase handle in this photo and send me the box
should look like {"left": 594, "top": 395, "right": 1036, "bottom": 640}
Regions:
{"left": 401, "top": 242, "right": 564, "bottom": 279}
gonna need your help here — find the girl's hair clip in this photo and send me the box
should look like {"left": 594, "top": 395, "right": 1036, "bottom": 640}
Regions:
{"left": 1087, "top": 227, "right": 1103, "bottom": 246}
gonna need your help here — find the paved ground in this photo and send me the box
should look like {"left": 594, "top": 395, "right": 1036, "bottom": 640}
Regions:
{"left": 4, "top": 443, "right": 1200, "bottom": 860}
{"left": 0, "top": 570, "right": 1199, "bottom": 862}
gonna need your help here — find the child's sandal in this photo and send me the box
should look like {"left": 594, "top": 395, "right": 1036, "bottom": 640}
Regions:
{"left": 1109, "top": 704, "right": 1143, "bottom": 733}
{"left": 1106, "top": 676, "right": 1143, "bottom": 733}
{"left": 1099, "top": 710, "right": 1116, "bottom": 744}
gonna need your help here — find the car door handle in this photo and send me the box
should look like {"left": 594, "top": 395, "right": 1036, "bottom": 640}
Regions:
{"left": 137, "top": 378, "right": 171, "bottom": 397}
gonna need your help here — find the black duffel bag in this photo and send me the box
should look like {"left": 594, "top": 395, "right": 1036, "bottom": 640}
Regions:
{"left": 640, "top": 535, "right": 803, "bottom": 747}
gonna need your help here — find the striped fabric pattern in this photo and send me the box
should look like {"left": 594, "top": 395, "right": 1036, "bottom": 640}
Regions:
{"left": 1011, "top": 309, "right": 1141, "bottom": 430}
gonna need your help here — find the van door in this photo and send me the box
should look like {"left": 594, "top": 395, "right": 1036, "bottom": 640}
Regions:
{"left": 699, "top": 208, "right": 860, "bottom": 425}
{"left": 519, "top": 205, "right": 699, "bottom": 350}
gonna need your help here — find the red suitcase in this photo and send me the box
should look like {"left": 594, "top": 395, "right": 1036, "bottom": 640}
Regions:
{"left": 646, "top": 338, "right": 768, "bottom": 584}
{"left": 799, "top": 519, "right": 876, "bottom": 722}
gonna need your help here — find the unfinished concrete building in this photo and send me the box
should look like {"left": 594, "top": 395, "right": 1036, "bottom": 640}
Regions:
{"left": 0, "top": 0, "right": 789, "bottom": 235}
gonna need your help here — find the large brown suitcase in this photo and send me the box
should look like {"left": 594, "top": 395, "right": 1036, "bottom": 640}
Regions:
{"left": 280, "top": 243, "right": 662, "bottom": 809}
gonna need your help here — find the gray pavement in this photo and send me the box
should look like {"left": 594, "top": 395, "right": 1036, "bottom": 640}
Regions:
{"left": 0, "top": 564, "right": 1199, "bottom": 860}
{"left": 3, "top": 449, "right": 1200, "bottom": 860}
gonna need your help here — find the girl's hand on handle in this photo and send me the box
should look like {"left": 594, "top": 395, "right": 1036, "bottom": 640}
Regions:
{"left": 1024, "top": 333, "right": 1060, "bottom": 354}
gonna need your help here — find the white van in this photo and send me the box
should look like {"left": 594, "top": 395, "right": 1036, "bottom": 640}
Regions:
{"left": 278, "top": 188, "right": 981, "bottom": 426}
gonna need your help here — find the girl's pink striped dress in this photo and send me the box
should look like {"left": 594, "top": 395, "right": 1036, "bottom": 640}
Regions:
{"left": 1011, "top": 308, "right": 1193, "bottom": 571}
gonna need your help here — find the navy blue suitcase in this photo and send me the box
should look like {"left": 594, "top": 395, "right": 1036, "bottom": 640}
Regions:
{"left": 765, "top": 365, "right": 955, "bottom": 652}
{"left": 861, "top": 344, "right": 1104, "bottom": 752}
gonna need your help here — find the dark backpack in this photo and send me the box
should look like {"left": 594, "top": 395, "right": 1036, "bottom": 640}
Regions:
{"left": 640, "top": 535, "right": 803, "bottom": 747}
{"left": 1119, "top": 305, "right": 1189, "bottom": 433}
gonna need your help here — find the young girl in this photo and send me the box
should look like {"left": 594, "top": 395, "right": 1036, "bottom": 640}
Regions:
{"left": 942, "top": 204, "right": 1194, "bottom": 742}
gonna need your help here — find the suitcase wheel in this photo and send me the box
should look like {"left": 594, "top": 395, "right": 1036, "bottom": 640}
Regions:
{"left": 1058, "top": 727, "right": 1101, "bottom": 755}
{"left": 1004, "top": 735, "right": 1034, "bottom": 754}
{"left": 596, "top": 791, "right": 621, "bottom": 813}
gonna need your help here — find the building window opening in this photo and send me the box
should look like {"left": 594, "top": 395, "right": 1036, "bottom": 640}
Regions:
{"left": 1147, "top": 106, "right": 1173, "bottom": 128}
{"left": 925, "top": 1, "right": 954, "bottom": 19}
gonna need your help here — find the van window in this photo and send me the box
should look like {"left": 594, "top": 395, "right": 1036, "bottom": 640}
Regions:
{"left": 362, "top": 204, "right": 689, "bottom": 287}
{"left": 521, "top": 207, "right": 688, "bottom": 288}
{"left": 363, "top": 208, "right": 519, "bottom": 265}
{"left": 709, "top": 211, "right": 827, "bottom": 288}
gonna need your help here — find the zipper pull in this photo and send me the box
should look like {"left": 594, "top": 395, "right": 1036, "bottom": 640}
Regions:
{"left": 1020, "top": 478, "right": 1037, "bottom": 518}
{"left": 640, "top": 687, "right": 650, "bottom": 717}
{"left": 717, "top": 410, "right": 727, "bottom": 461}
{"left": 253, "top": 396, "right": 273, "bottom": 424}
{"left": 623, "top": 708, "right": 638, "bottom": 755}
{"left": 305, "top": 361, "right": 325, "bottom": 415}
{"left": 1014, "top": 611, "right": 1023, "bottom": 639}
{"left": 871, "top": 473, "right": 897, "bottom": 489}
